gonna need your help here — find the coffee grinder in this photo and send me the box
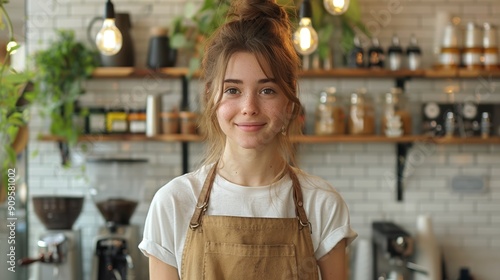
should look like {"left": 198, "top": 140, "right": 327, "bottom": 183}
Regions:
{"left": 372, "top": 221, "right": 414, "bottom": 280}
{"left": 20, "top": 196, "right": 84, "bottom": 280}
{"left": 87, "top": 157, "right": 148, "bottom": 280}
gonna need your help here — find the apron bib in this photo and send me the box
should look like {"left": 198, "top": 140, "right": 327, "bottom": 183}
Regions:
{"left": 181, "top": 164, "right": 319, "bottom": 280}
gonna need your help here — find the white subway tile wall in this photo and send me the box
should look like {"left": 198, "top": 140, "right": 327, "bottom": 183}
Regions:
{"left": 23, "top": 0, "right": 500, "bottom": 279}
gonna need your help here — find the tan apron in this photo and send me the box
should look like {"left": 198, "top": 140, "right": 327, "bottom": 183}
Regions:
{"left": 181, "top": 164, "right": 319, "bottom": 280}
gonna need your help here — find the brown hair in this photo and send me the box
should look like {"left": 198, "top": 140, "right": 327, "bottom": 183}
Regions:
{"left": 199, "top": 0, "right": 303, "bottom": 167}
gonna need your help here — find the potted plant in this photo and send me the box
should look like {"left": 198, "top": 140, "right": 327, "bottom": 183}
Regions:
{"left": 32, "top": 29, "right": 99, "bottom": 165}
{"left": 0, "top": 0, "right": 36, "bottom": 201}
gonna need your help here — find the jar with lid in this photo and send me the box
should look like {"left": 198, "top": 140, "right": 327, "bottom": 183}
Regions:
{"left": 348, "top": 88, "right": 375, "bottom": 135}
{"left": 128, "top": 109, "right": 147, "bottom": 134}
{"left": 86, "top": 107, "right": 107, "bottom": 134}
{"left": 381, "top": 88, "right": 412, "bottom": 136}
{"left": 179, "top": 111, "right": 198, "bottom": 134}
{"left": 106, "top": 108, "right": 128, "bottom": 133}
{"left": 314, "top": 87, "right": 345, "bottom": 135}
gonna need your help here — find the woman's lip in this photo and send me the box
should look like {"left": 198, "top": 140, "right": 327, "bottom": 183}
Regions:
{"left": 236, "top": 122, "right": 266, "bottom": 132}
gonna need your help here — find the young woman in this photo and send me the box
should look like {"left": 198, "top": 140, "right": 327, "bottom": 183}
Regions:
{"left": 139, "top": 0, "right": 357, "bottom": 279}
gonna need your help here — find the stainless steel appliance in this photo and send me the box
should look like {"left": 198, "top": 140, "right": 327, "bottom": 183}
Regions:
{"left": 20, "top": 196, "right": 84, "bottom": 280}
{"left": 87, "top": 157, "right": 148, "bottom": 280}
{"left": 372, "top": 221, "right": 414, "bottom": 280}
{"left": 421, "top": 102, "right": 500, "bottom": 137}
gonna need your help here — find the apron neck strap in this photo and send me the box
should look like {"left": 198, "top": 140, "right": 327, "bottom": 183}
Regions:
{"left": 189, "top": 163, "right": 311, "bottom": 230}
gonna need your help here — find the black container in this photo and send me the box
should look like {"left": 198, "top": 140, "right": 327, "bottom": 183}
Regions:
{"left": 368, "top": 37, "right": 385, "bottom": 69}
{"left": 146, "top": 27, "right": 177, "bottom": 69}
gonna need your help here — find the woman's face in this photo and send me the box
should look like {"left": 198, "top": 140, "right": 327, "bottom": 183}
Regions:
{"left": 216, "top": 52, "right": 291, "bottom": 150}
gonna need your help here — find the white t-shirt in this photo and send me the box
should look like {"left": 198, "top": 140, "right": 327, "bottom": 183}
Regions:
{"left": 139, "top": 164, "right": 357, "bottom": 272}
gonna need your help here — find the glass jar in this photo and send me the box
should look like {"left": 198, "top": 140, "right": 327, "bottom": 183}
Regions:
{"left": 348, "top": 88, "right": 375, "bottom": 135}
{"left": 314, "top": 87, "right": 345, "bottom": 135}
{"left": 179, "top": 111, "right": 198, "bottom": 134}
{"left": 381, "top": 88, "right": 412, "bottom": 136}
{"left": 128, "top": 109, "right": 147, "bottom": 134}
{"left": 106, "top": 108, "right": 128, "bottom": 133}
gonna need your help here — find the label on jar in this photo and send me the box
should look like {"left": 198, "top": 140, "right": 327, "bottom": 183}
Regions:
{"left": 462, "top": 51, "right": 482, "bottom": 67}
{"left": 484, "top": 52, "right": 498, "bottom": 66}
{"left": 129, "top": 121, "right": 146, "bottom": 133}
{"left": 440, "top": 51, "right": 460, "bottom": 66}
{"left": 112, "top": 120, "right": 128, "bottom": 132}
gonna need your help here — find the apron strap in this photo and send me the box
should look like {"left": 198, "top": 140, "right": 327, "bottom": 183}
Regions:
{"left": 189, "top": 163, "right": 311, "bottom": 231}
{"left": 287, "top": 165, "right": 311, "bottom": 231}
{"left": 189, "top": 162, "right": 218, "bottom": 230}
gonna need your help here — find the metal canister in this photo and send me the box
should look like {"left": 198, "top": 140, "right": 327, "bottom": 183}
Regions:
{"left": 146, "top": 94, "right": 161, "bottom": 137}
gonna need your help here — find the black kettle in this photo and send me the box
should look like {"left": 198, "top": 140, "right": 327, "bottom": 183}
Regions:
{"left": 87, "top": 13, "right": 135, "bottom": 67}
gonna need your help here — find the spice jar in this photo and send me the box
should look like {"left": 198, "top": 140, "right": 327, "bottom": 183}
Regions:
{"left": 179, "top": 111, "right": 198, "bottom": 134}
{"left": 381, "top": 88, "right": 412, "bottom": 136}
{"left": 86, "top": 107, "right": 107, "bottom": 134}
{"left": 348, "top": 88, "right": 375, "bottom": 135}
{"left": 314, "top": 87, "right": 345, "bottom": 135}
{"left": 161, "top": 111, "right": 179, "bottom": 134}
{"left": 106, "top": 108, "right": 128, "bottom": 133}
{"left": 128, "top": 109, "right": 147, "bottom": 134}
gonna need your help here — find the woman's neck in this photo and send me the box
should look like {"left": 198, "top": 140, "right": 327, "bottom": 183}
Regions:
{"left": 217, "top": 144, "right": 286, "bottom": 187}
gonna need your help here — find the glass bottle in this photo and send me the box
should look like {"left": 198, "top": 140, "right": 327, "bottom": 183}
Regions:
{"left": 406, "top": 34, "right": 422, "bottom": 70}
{"left": 381, "top": 87, "right": 412, "bottom": 135}
{"left": 387, "top": 34, "right": 403, "bottom": 71}
{"left": 315, "top": 87, "right": 346, "bottom": 135}
{"left": 347, "top": 35, "right": 365, "bottom": 68}
{"left": 368, "top": 37, "right": 385, "bottom": 69}
{"left": 348, "top": 88, "right": 375, "bottom": 135}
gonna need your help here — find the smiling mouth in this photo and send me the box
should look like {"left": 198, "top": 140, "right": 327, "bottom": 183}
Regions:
{"left": 236, "top": 123, "right": 266, "bottom": 131}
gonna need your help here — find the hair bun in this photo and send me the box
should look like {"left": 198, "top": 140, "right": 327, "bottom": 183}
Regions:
{"left": 230, "top": 0, "right": 288, "bottom": 23}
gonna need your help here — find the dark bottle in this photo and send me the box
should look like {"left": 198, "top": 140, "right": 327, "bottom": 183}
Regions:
{"left": 457, "top": 267, "right": 474, "bottom": 280}
{"left": 406, "top": 34, "right": 422, "bottom": 70}
{"left": 387, "top": 34, "right": 403, "bottom": 71}
{"left": 347, "top": 36, "right": 365, "bottom": 68}
{"left": 368, "top": 37, "right": 385, "bottom": 68}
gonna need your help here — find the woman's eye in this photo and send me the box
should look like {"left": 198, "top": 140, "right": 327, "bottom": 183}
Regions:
{"left": 261, "top": 88, "right": 276, "bottom": 95}
{"left": 224, "top": 88, "right": 239, "bottom": 95}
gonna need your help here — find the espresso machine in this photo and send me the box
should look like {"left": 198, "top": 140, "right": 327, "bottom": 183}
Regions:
{"left": 20, "top": 196, "right": 84, "bottom": 280}
{"left": 87, "top": 157, "right": 148, "bottom": 280}
{"left": 372, "top": 221, "right": 414, "bottom": 280}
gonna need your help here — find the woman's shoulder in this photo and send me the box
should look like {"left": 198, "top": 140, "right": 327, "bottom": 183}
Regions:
{"left": 293, "top": 168, "right": 344, "bottom": 202}
{"left": 152, "top": 164, "right": 212, "bottom": 203}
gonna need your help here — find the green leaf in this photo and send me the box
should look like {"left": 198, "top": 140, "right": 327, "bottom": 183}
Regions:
{"left": 184, "top": 2, "right": 198, "bottom": 19}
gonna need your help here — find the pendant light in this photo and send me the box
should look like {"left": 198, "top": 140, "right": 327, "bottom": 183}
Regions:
{"left": 95, "top": 0, "right": 122, "bottom": 56}
{"left": 324, "top": 0, "right": 350, "bottom": 15}
{"left": 293, "top": 0, "right": 319, "bottom": 55}
{"left": 0, "top": 2, "right": 19, "bottom": 54}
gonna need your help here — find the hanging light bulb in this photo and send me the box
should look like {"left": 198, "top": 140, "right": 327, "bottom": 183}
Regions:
{"left": 293, "top": 0, "right": 319, "bottom": 55}
{"left": 324, "top": 0, "right": 350, "bottom": 15}
{"left": 6, "top": 40, "right": 19, "bottom": 55}
{"left": 0, "top": 2, "right": 19, "bottom": 55}
{"left": 95, "top": 0, "right": 122, "bottom": 56}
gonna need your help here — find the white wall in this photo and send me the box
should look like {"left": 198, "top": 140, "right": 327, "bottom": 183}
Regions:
{"left": 24, "top": 0, "right": 500, "bottom": 280}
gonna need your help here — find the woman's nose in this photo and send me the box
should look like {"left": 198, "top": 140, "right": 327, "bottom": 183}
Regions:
{"left": 241, "top": 93, "right": 259, "bottom": 115}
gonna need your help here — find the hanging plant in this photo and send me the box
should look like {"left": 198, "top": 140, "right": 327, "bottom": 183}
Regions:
{"left": 0, "top": 0, "right": 36, "bottom": 199}
{"left": 32, "top": 30, "right": 99, "bottom": 165}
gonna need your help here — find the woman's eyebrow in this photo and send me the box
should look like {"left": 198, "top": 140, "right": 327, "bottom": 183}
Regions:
{"left": 223, "top": 78, "right": 276, "bottom": 84}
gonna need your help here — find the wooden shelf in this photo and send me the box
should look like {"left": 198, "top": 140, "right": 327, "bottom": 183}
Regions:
{"left": 38, "top": 134, "right": 203, "bottom": 142}
{"left": 38, "top": 134, "right": 500, "bottom": 144}
{"left": 90, "top": 67, "right": 500, "bottom": 79}
{"left": 92, "top": 67, "right": 190, "bottom": 79}
{"left": 298, "top": 68, "right": 426, "bottom": 78}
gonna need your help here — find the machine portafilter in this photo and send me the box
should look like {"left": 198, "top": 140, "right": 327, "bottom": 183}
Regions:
{"left": 372, "top": 221, "right": 428, "bottom": 280}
